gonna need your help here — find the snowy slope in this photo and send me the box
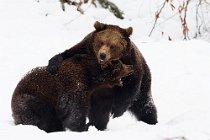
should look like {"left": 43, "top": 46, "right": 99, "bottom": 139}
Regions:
{"left": 0, "top": 0, "right": 210, "bottom": 140}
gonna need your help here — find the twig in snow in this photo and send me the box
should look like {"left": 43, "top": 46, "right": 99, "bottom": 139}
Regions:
{"left": 164, "top": 136, "right": 188, "bottom": 140}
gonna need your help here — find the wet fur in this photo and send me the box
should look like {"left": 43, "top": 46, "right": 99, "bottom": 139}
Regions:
{"left": 11, "top": 54, "right": 133, "bottom": 132}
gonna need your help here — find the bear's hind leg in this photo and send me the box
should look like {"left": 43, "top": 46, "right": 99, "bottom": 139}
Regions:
{"left": 62, "top": 112, "right": 88, "bottom": 132}
{"left": 12, "top": 94, "right": 64, "bottom": 132}
{"left": 61, "top": 99, "right": 88, "bottom": 132}
{"left": 88, "top": 105, "right": 110, "bottom": 130}
{"left": 129, "top": 93, "right": 157, "bottom": 124}
{"left": 88, "top": 89, "right": 113, "bottom": 130}
{"left": 129, "top": 66, "right": 158, "bottom": 125}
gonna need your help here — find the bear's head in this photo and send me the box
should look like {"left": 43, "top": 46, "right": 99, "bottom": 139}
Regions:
{"left": 109, "top": 60, "right": 134, "bottom": 86}
{"left": 107, "top": 62, "right": 134, "bottom": 87}
{"left": 95, "top": 60, "right": 134, "bottom": 88}
{"left": 92, "top": 21, "right": 133, "bottom": 68}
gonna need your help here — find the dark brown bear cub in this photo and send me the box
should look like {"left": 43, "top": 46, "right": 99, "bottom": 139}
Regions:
{"left": 11, "top": 54, "right": 133, "bottom": 132}
{"left": 47, "top": 21, "right": 158, "bottom": 126}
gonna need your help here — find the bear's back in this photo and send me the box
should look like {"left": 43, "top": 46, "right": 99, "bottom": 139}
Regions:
{"left": 12, "top": 67, "right": 61, "bottom": 106}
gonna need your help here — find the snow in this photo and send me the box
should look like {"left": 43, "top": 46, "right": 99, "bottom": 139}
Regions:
{"left": 0, "top": 0, "right": 210, "bottom": 139}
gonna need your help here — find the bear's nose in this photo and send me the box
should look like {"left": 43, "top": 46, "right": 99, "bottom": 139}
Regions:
{"left": 100, "top": 53, "right": 106, "bottom": 61}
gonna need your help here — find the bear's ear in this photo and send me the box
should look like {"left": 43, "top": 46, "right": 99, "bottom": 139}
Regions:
{"left": 94, "top": 21, "right": 106, "bottom": 31}
{"left": 125, "top": 27, "right": 133, "bottom": 36}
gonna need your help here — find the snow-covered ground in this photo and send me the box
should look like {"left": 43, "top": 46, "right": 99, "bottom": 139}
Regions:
{"left": 0, "top": 0, "right": 210, "bottom": 139}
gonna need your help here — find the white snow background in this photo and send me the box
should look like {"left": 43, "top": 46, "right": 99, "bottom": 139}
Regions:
{"left": 0, "top": 0, "right": 210, "bottom": 139}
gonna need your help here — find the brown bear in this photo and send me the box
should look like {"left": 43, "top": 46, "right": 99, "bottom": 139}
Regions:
{"left": 47, "top": 21, "right": 158, "bottom": 128}
{"left": 11, "top": 54, "right": 133, "bottom": 133}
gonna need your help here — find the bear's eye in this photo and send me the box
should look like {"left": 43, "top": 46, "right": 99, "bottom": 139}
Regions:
{"left": 100, "top": 42, "right": 104, "bottom": 46}
{"left": 110, "top": 46, "right": 114, "bottom": 50}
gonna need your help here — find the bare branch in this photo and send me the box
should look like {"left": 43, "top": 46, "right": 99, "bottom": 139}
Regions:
{"left": 178, "top": 0, "right": 191, "bottom": 40}
{"left": 194, "top": 0, "right": 202, "bottom": 38}
{"left": 148, "top": 0, "right": 168, "bottom": 37}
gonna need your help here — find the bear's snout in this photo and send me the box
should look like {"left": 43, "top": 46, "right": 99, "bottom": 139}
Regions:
{"left": 97, "top": 45, "right": 111, "bottom": 65}
{"left": 99, "top": 53, "right": 106, "bottom": 61}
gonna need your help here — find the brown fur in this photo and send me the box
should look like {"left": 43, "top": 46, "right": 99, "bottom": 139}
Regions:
{"left": 11, "top": 54, "right": 133, "bottom": 132}
{"left": 93, "top": 22, "right": 132, "bottom": 68}
{"left": 46, "top": 21, "right": 158, "bottom": 129}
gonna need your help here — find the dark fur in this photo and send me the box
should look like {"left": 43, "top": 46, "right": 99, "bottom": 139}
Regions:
{"left": 47, "top": 22, "right": 158, "bottom": 128}
{"left": 11, "top": 54, "right": 133, "bottom": 132}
